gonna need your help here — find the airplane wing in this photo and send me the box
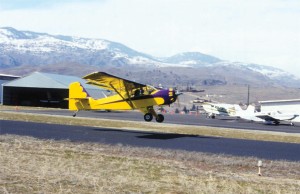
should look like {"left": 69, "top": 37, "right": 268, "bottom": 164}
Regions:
{"left": 83, "top": 72, "right": 147, "bottom": 92}
{"left": 83, "top": 72, "right": 154, "bottom": 108}
{"left": 255, "top": 112, "right": 299, "bottom": 122}
{"left": 255, "top": 114, "right": 279, "bottom": 122}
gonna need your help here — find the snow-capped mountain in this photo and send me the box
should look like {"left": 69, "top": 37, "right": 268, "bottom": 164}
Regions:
{"left": 0, "top": 27, "right": 161, "bottom": 68}
{"left": 161, "top": 52, "right": 222, "bottom": 65}
{"left": 0, "top": 27, "right": 299, "bottom": 87}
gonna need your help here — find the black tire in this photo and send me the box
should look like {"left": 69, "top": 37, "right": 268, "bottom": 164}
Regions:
{"left": 156, "top": 114, "right": 164, "bottom": 123}
{"left": 211, "top": 115, "right": 216, "bottom": 119}
{"left": 144, "top": 113, "right": 153, "bottom": 122}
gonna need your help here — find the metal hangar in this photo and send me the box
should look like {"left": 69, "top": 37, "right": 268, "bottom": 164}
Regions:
{"left": 1, "top": 72, "right": 105, "bottom": 108}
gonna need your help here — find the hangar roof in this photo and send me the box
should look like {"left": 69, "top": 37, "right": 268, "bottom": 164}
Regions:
{"left": 2, "top": 72, "right": 108, "bottom": 99}
{"left": 259, "top": 99, "right": 300, "bottom": 104}
{"left": 0, "top": 74, "right": 20, "bottom": 81}
{"left": 3, "top": 72, "right": 98, "bottom": 89}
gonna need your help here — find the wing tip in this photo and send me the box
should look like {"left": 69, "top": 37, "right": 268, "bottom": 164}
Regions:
{"left": 82, "top": 71, "right": 109, "bottom": 79}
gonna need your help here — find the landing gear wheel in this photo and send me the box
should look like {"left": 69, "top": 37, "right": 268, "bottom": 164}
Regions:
{"left": 291, "top": 122, "right": 295, "bottom": 126}
{"left": 211, "top": 115, "right": 216, "bottom": 119}
{"left": 144, "top": 113, "right": 153, "bottom": 122}
{"left": 72, "top": 110, "right": 78, "bottom": 117}
{"left": 155, "top": 114, "right": 164, "bottom": 123}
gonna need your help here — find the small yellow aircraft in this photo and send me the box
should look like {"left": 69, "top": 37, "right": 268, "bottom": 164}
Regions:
{"left": 69, "top": 72, "right": 181, "bottom": 122}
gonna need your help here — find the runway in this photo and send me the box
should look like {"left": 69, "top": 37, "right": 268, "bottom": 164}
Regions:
{"left": 15, "top": 109, "right": 300, "bottom": 133}
{"left": 1, "top": 119, "right": 300, "bottom": 161}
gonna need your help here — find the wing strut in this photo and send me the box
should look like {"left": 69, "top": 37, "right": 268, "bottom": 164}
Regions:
{"left": 123, "top": 82, "right": 135, "bottom": 109}
{"left": 109, "top": 83, "right": 135, "bottom": 109}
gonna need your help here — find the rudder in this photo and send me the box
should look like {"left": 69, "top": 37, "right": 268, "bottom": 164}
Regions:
{"left": 69, "top": 82, "right": 91, "bottom": 111}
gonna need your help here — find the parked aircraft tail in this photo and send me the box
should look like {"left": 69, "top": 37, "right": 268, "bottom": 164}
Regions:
{"left": 234, "top": 104, "right": 264, "bottom": 122}
{"left": 246, "top": 105, "right": 256, "bottom": 112}
{"left": 234, "top": 104, "right": 255, "bottom": 113}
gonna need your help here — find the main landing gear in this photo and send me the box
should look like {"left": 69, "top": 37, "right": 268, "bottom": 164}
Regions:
{"left": 274, "top": 121, "right": 280, "bottom": 125}
{"left": 143, "top": 113, "right": 164, "bottom": 123}
{"left": 144, "top": 113, "right": 153, "bottom": 122}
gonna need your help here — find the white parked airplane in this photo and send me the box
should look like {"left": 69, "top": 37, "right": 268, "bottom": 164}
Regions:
{"left": 255, "top": 111, "right": 299, "bottom": 126}
{"left": 234, "top": 105, "right": 299, "bottom": 125}
{"left": 202, "top": 102, "right": 299, "bottom": 125}
{"left": 202, "top": 103, "right": 236, "bottom": 119}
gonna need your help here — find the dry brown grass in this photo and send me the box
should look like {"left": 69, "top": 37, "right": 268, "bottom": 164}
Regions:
{"left": 1, "top": 135, "right": 300, "bottom": 193}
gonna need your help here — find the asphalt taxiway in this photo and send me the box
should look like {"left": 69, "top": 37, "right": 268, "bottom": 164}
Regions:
{"left": 1, "top": 119, "right": 300, "bottom": 161}
{"left": 1, "top": 109, "right": 300, "bottom": 161}
{"left": 14, "top": 109, "right": 300, "bottom": 133}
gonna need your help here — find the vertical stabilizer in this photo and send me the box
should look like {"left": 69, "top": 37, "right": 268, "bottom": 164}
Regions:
{"left": 69, "top": 82, "right": 91, "bottom": 110}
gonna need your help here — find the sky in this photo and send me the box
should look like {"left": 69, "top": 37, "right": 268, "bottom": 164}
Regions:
{"left": 0, "top": 0, "right": 300, "bottom": 76}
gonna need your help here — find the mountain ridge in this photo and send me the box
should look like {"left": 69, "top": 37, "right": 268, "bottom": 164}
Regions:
{"left": 1, "top": 27, "right": 299, "bottom": 88}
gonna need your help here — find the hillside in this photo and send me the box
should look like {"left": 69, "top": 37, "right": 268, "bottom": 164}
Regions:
{"left": 1, "top": 27, "right": 300, "bottom": 90}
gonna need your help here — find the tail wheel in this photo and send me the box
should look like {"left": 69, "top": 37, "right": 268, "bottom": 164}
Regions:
{"left": 72, "top": 110, "right": 78, "bottom": 117}
{"left": 144, "top": 113, "right": 153, "bottom": 122}
{"left": 156, "top": 114, "right": 164, "bottom": 123}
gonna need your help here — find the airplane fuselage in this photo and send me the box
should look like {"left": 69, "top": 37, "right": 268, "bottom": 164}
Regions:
{"left": 69, "top": 85, "right": 177, "bottom": 111}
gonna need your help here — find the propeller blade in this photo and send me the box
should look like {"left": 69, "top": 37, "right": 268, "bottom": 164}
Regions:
{"left": 177, "top": 96, "right": 181, "bottom": 108}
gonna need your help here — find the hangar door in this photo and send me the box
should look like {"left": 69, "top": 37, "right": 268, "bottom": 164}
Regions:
{"left": 2, "top": 86, "right": 68, "bottom": 108}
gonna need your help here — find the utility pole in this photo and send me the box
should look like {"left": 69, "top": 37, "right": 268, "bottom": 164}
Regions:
{"left": 247, "top": 84, "right": 250, "bottom": 106}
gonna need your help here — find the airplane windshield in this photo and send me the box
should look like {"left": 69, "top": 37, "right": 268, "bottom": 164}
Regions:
{"left": 145, "top": 85, "right": 156, "bottom": 94}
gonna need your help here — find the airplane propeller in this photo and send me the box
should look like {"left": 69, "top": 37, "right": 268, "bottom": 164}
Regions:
{"left": 174, "top": 87, "right": 183, "bottom": 108}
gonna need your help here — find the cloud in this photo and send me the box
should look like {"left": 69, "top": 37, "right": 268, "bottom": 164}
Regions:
{"left": 0, "top": 0, "right": 104, "bottom": 10}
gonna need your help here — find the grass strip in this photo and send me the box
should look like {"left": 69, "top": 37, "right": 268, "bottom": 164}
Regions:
{"left": 1, "top": 111, "right": 300, "bottom": 143}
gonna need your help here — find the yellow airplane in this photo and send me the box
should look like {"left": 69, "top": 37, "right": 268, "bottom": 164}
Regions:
{"left": 69, "top": 72, "right": 181, "bottom": 122}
